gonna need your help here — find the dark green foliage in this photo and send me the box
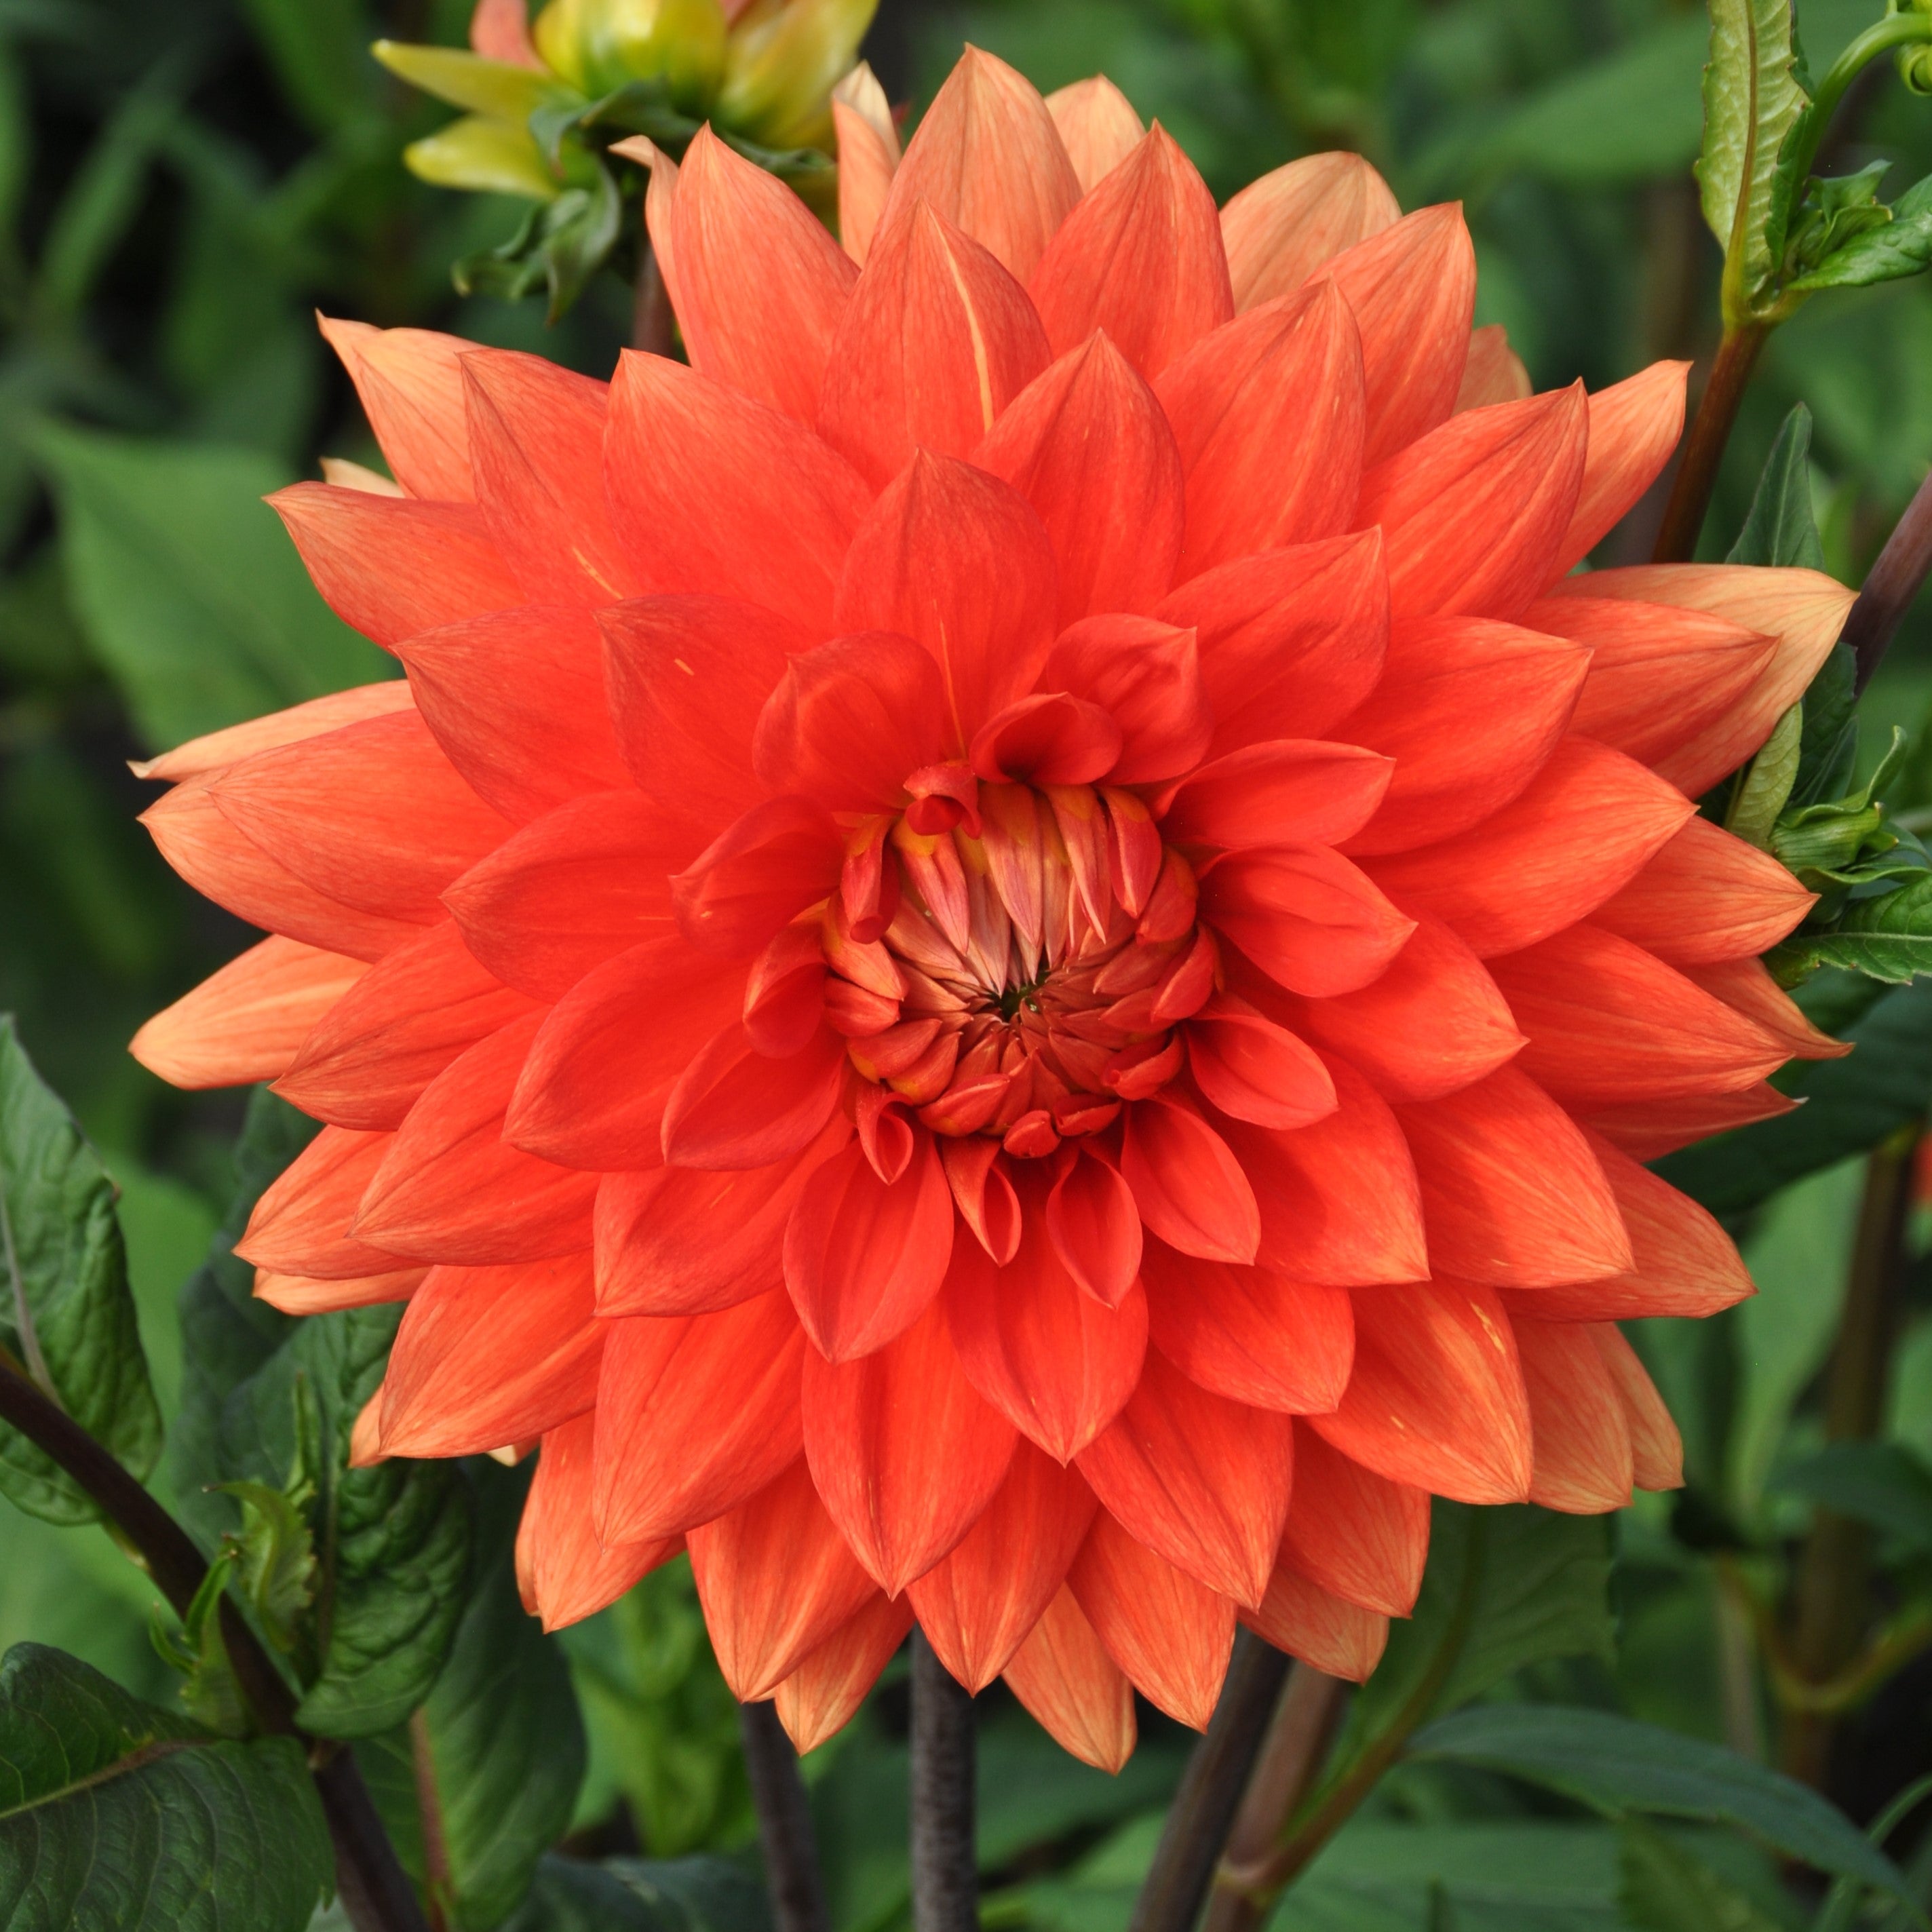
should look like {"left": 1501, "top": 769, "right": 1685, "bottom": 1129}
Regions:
{"left": 0, "top": 1642, "right": 333, "bottom": 1932}
{"left": 0, "top": 1016, "right": 159, "bottom": 1524}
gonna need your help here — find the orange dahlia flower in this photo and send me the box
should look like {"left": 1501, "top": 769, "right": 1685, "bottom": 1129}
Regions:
{"left": 133, "top": 50, "right": 1853, "bottom": 1771}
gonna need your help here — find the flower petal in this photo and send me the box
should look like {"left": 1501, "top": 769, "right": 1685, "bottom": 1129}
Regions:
{"left": 1281, "top": 1424, "right": 1429, "bottom": 1615}
{"left": 1220, "top": 153, "right": 1399, "bottom": 314}
{"left": 1002, "top": 1583, "right": 1136, "bottom": 1771}
{"left": 1512, "top": 1314, "right": 1634, "bottom": 1513}
{"left": 773, "top": 1592, "right": 914, "bottom": 1752}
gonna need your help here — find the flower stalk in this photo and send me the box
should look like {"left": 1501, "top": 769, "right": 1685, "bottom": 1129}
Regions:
{"left": 1650, "top": 322, "right": 1768, "bottom": 562}
{"left": 910, "top": 1633, "right": 977, "bottom": 1932}
{"left": 1842, "top": 461, "right": 1932, "bottom": 689}
{"left": 0, "top": 1348, "right": 427, "bottom": 1932}
{"left": 740, "top": 1699, "right": 831, "bottom": 1932}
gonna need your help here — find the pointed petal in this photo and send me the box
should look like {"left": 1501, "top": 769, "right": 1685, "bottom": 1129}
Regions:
{"left": 1278, "top": 913, "right": 1525, "bottom": 1104}
{"left": 1120, "top": 1092, "right": 1260, "bottom": 1264}
{"left": 1591, "top": 817, "right": 1815, "bottom": 966}
{"left": 505, "top": 938, "right": 743, "bottom": 1169}
{"left": 442, "top": 790, "right": 697, "bottom": 1001}
{"left": 1215, "top": 1055, "right": 1429, "bottom": 1285}
{"left": 1186, "top": 999, "right": 1337, "bottom": 1131}
{"left": 833, "top": 451, "right": 1058, "bottom": 752}
{"left": 1199, "top": 845, "right": 1414, "bottom": 998}
{"left": 1336, "top": 616, "right": 1589, "bottom": 855}
{"left": 132, "top": 682, "right": 417, "bottom": 785}
{"left": 1043, "top": 615, "right": 1210, "bottom": 784}
{"left": 1511, "top": 1132, "right": 1754, "bottom": 1319}
{"left": 319, "top": 316, "right": 474, "bottom": 501}
{"left": 881, "top": 47, "right": 1081, "bottom": 281}
{"left": 1544, "top": 565, "right": 1854, "bottom": 797}
{"left": 1163, "top": 739, "right": 1392, "bottom": 852}
{"left": 1002, "top": 1583, "right": 1136, "bottom": 1770}
{"left": 236, "top": 1125, "right": 407, "bottom": 1279}
{"left": 1243, "top": 1564, "right": 1387, "bottom": 1682}
{"left": 1155, "top": 281, "right": 1366, "bottom": 575}
{"left": 785, "top": 1129, "right": 954, "bottom": 1359}
{"left": 1159, "top": 530, "right": 1389, "bottom": 752}
{"left": 253, "top": 1263, "right": 424, "bottom": 1315}
{"left": 946, "top": 1183, "right": 1148, "bottom": 1461}
{"left": 1281, "top": 1424, "right": 1429, "bottom": 1615}
{"left": 1682, "top": 955, "right": 1847, "bottom": 1060}
{"left": 396, "top": 606, "right": 632, "bottom": 822}
{"left": 1068, "top": 1511, "right": 1235, "bottom": 1729}
{"left": 1397, "top": 1064, "right": 1629, "bottom": 1288}
{"left": 1357, "top": 387, "right": 1587, "bottom": 621}
{"left": 1487, "top": 924, "right": 1787, "bottom": 1104}
{"left": 908, "top": 1444, "right": 1098, "bottom": 1690}
{"left": 977, "top": 335, "right": 1184, "bottom": 625}
{"left": 662, "top": 1021, "right": 848, "bottom": 1172}
{"left": 755, "top": 630, "right": 950, "bottom": 812}
{"left": 1366, "top": 737, "right": 1695, "bottom": 957}
{"left": 269, "top": 486, "right": 523, "bottom": 647}
{"left": 1318, "top": 204, "right": 1475, "bottom": 466}
{"left": 820, "top": 199, "right": 1050, "bottom": 486}
{"left": 1029, "top": 125, "right": 1232, "bottom": 379}
{"left": 1045, "top": 77, "right": 1142, "bottom": 191}
{"left": 595, "top": 1120, "right": 849, "bottom": 1316}
{"left": 379, "top": 1252, "right": 602, "bottom": 1456}
{"left": 774, "top": 1593, "right": 913, "bottom": 1752}
{"left": 206, "top": 710, "right": 509, "bottom": 923}
{"left": 355, "top": 1013, "right": 600, "bottom": 1264}
{"left": 1591, "top": 1324, "right": 1683, "bottom": 1490}
{"left": 1512, "top": 1314, "right": 1634, "bottom": 1513}
{"left": 1551, "top": 362, "right": 1689, "bottom": 572}
{"left": 1524, "top": 593, "right": 1777, "bottom": 779}
{"left": 1220, "top": 153, "right": 1399, "bottom": 314}
{"left": 1453, "top": 324, "right": 1530, "bottom": 412}
{"left": 668, "top": 125, "right": 857, "bottom": 422}
{"left": 833, "top": 92, "right": 897, "bottom": 268}
{"left": 1045, "top": 1146, "right": 1142, "bottom": 1309}
{"left": 517, "top": 1412, "right": 680, "bottom": 1631}
{"left": 275, "top": 919, "right": 535, "bottom": 1131}
{"left": 687, "top": 1458, "right": 878, "bottom": 1699}
{"left": 804, "top": 1296, "right": 1017, "bottom": 1590}
{"left": 605, "top": 351, "right": 871, "bottom": 630}
{"left": 1312, "top": 1277, "right": 1532, "bottom": 1503}
{"left": 1076, "top": 1351, "right": 1293, "bottom": 1605}
{"left": 1581, "top": 1084, "right": 1797, "bottom": 1163}
{"left": 1141, "top": 1238, "right": 1353, "bottom": 1414}
{"left": 132, "top": 936, "right": 367, "bottom": 1089}
{"left": 596, "top": 1290, "right": 807, "bottom": 1542}
{"left": 460, "top": 348, "right": 635, "bottom": 603}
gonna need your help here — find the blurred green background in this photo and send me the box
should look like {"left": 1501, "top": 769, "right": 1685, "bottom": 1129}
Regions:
{"left": 9, "top": 0, "right": 1932, "bottom": 1918}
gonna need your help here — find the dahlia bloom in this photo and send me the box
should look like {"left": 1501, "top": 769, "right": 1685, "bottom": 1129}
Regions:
{"left": 133, "top": 51, "right": 1853, "bottom": 1770}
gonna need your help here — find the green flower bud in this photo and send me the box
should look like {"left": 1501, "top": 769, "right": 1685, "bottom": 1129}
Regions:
{"left": 405, "top": 114, "right": 562, "bottom": 199}
{"left": 534, "top": 0, "right": 728, "bottom": 106}
{"left": 372, "top": 40, "right": 563, "bottom": 119}
{"left": 717, "top": 0, "right": 878, "bottom": 151}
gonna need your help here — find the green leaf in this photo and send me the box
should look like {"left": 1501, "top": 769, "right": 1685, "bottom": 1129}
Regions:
{"left": 1726, "top": 403, "right": 1825, "bottom": 570}
{"left": 453, "top": 155, "right": 623, "bottom": 322}
{"left": 1769, "top": 872, "right": 1932, "bottom": 984}
{"left": 1466, "top": 15, "right": 1707, "bottom": 188}
{"left": 33, "top": 423, "right": 389, "bottom": 752}
{"left": 1722, "top": 705, "right": 1803, "bottom": 847}
{"left": 505, "top": 1854, "right": 769, "bottom": 1932}
{"left": 1617, "top": 1817, "right": 1787, "bottom": 1932}
{"left": 292, "top": 1308, "right": 472, "bottom": 1740}
{"left": 1770, "top": 1440, "right": 1932, "bottom": 1547}
{"left": 1655, "top": 979, "right": 1932, "bottom": 1213}
{"left": 1336, "top": 1503, "right": 1613, "bottom": 1760}
{"left": 1794, "top": 170, "right": 1932, "bottom": 290}
{"left": 0, "top": 1016, "right": 160, "bottom": 1526}
{"left": 1407, "top": 1704, "right": 1909, "bottom": 1896}
{"left": 360, "top": 1465, "right": 585, "bottom": 1931}
{"left": 0, "top": 1642, "right": 333, "bottom": 1931}
{"left": 1695, "top": 0, "right": 1810, "bottom": 322}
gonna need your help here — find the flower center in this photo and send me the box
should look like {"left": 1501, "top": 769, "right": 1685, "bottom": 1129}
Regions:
{"left": 828, "top": 779, "right": 1212, "bottom": 1160}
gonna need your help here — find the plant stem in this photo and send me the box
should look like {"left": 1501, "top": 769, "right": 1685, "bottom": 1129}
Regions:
{"left": 1201, "top": 1662, "right": 1348, "bottom": 1932}
{"left": 1652, "top": 324, "right": 1768, "bottom": 563}
{"left": 632, "top": 238, "right": 675, "bottom": 356}
{"left": 0, "top": 1353, "right": 427, "bottom": 1932}
{"left": 739, "top": 1700, "right": 830, "bottom": 1932}
{"left": 1842, "top": 465, "right": 1932, "bottom": 693}
{"left": 1129, "top": 1630, "right": 1290, "bottom": 1932}
{"left": 1779, "top": 1127, "right": 1920, "bottom": 1787}
{"left": 909, "top": 1631, "right": 977, "bottom": 1932}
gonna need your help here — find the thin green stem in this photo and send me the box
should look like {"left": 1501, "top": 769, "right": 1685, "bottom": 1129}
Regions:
{"left": 1652, "top": 323, "right": 1768, "bottom": 562}
{"left": 1788, "top": 12, "right": 1932, "bottom": 191}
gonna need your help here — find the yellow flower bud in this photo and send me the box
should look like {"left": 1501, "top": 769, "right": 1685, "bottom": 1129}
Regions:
{"left": 372, "top": 40, "right": 562, "bottom": 119}
{"left": 717, "top": 0, "right": 878, "bottom": 151}
{"left": 404, "top": 114, "right": 562, "bottom": 200}
{"left": 534, "top": 0, "right": 728, "bottom": 105}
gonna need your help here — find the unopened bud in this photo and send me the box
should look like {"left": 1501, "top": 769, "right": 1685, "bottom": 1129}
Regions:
{"left": 716, "top": 0, "right": 878, "bottom": 151}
